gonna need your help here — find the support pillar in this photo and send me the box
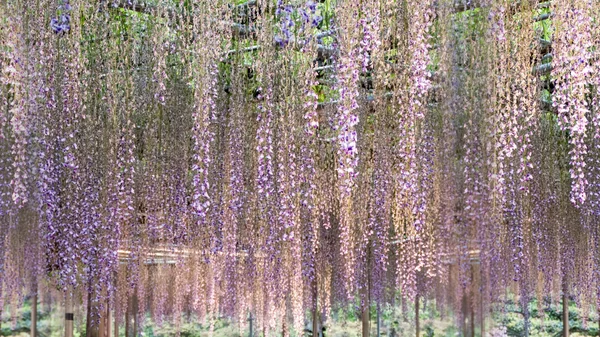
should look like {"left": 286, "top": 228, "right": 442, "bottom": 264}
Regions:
{"left": 125, "top": 295, "right": 130, "bottom": 337}
{"left": 65, "top": 290, "right": 74, "bottom": 337}
{"left": 114, "top": 306, "right": 119, "bottom": 337}
{"left": 461, "top": 291, "right": 468, "bottom": 337}
{"left": 361, "top": 300, "right": 370, "bottom": 337}
{"left": 107, "top": 299, "right": 112, "bottom": 337}
{"left": 132, "top": 290, "right": 138, "bottom": 337}
{"left": 31, "top": 293, "right": 37, "bottom": 337}
{"left": 248, "top": 312, "right": 253, "bottom": 337}
{"left": 470, "top": 299, "right": 475, "bottom": 337}
{"left": 480, "top": 291, "right": 484, "bottom": 337}
{"left": 86, "top": 288, "right": 100, "bottom": 337}
{"left": 98, "top": 298, "right": 110, "bottom": 337}
{"left": 470, "top": 266, "right": 475, "bottom": 337}
{"left": 376, "top": 303, "right": 380, "bottom": 337}
{"left": 99, "top": 307, "right": 106, "bottom": 337}
{"left": 416, "top": 294, "right": 420, "bottom": 337}
{"left": 312, "top": 279, "right": 318, "bottom": 337}
{"left": 563, "top": 292, "right": 569, "bottom": 337}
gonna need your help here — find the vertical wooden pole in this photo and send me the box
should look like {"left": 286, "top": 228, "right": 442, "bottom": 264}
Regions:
{"left": 470, "top": 298, "right": 475, "bottom": 337}
{"left": 65, "top": 289, "right": 74, "bottom": 337}
{"left": 107, "top": 298, "right": 112, "bottom": 337}
{"left": 99, "top": 305, "right": 106, "bottom": 337}
{"left": 402, "top": 296, "right": 408, "bottom": 322}
{"left": 522, "top": 294, "right": 530, "bottom": 337}
{"left": 86, "top": 288, "right": 101, "bottom": 337}
{"left": 114, "top": 306, "right": 119, "bottom": 337}
{"left": 31, "top": 293, "right": 37, "bottom": 337}
{"left": 470, "top": 266, "right": 475, "bottom": 337}
{"left": 248, "top": 312, "right": 253, "bottom": 337}
{"left": 461, "top": 291, "right": 467, "bottom": 337}
{"left": 479, "top": 288, "right": 484, "bottom": 337}
{"left": 415, "top": 294, "right": 420, "bottom": 337}
{"left": 132, "top": 291, "right": 138, "bottom": 337}
{"left": 312, "top": 279, "right": 318, "bottom": 337}
{"left": 125, "top": 295, "right": 130, "bottom": 337}
{"left": 562, "top": 291, "right": 569, "bottom": 337}
{"left": 361, "top": 300, "right": 370, "bottom": 337}
{"left": 113, "top": 271, "right": 118, "bottom": 337}
{"left": 312, "top": 307, "right": 318, "bottom": 337}
{"left": 362, "top": 239, "right": 372, "bottom": 337}
{"left": 376, "top": 303, "right": 380, "bottom": 337}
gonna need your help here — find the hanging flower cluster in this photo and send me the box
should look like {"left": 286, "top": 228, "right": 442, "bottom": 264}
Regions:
{"left": 50, "top": 0, "right": 72, "bottom": 35}
{"left": 552, "top": 0, "right": 595, "bottom": 205}
{"left": 275, "top": 0, "right": 322, "bottom": 47}
{"left": 0, "top": 0, "right": 599, "bottom": 335}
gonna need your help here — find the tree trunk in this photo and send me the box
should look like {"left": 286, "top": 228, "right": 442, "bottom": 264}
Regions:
{"left": 415, "top": 294, "right": 420, "bottom": 337}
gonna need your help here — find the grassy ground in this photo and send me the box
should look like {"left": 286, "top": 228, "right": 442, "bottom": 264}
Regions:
{"left": 1, "top": 297, "right": 598, "bottom": 337}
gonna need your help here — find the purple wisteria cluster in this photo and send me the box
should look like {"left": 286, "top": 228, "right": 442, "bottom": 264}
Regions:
{"left": 274, "top": 0, "right": 322, "bottom": 47}
{"left": 50, "top": 0, "right": 71, "bottom": 34}
{"left": 552, "top": 3, "right": 594, "bottom": 206}
{"left": 1, "top": 0, "right": 600, "bottom": 334}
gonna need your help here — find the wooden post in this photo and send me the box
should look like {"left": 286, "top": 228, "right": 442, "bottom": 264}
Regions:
{"left": 470, "top": 298, "right": 475, "bottom": 337}
{"left": 562, "top": 291, "right": 569, "bottom": 337}
{"left": 86, "top": 288, "right": 100, "bottom": 337}
{"left": 361, "top": 299, "right": 370, "bottom": 337}
{"left": 247, "top": 312, "right": 253, "bottom": 337}
{"left": 402, "top": 296, "right": 408, "bottom": 322}
{"left": 470, "top": 266, "right": 475, "bottom": 337}
{"left": 312, "top": 279, "right": 318, "bottom": 337}
{"left": 114, "top": 305, "right": 119, "bottom": 337}
{"left": 312, "top": 307, "right": 318, "bottom": 337}
{"left": 461, "top": 291, "right": 467, "bottom": 337}
{"left": 99, "top": 305, "right": 106, "bottom": 337}
{"left": 132, "top": 291, "right": 138, "bottom": 337}
{"left": 107, "top": 298, "right": 112, "bottom": 337}
{"left": 31, "top": 293, "right": 37, "bottom": 337}
{"left": 113, "top": 271, "right": 118, "bottom": 337}
{"left": 125, "top": 295, "right": 130, "bottom": 337}
{"left": 65, "top": 290, "right": 74, "bottom": 337}
{"left": 523, "top": 294, "right": 530, "bottom": 337}
{"left": 376, "top": 303, "right": 380, "bottom": 337}
{"left": 480, "top": 289, "right": 484, "bottom": 337}
{"left": 415, "top": 294, "right": 420, "bottom": 337}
